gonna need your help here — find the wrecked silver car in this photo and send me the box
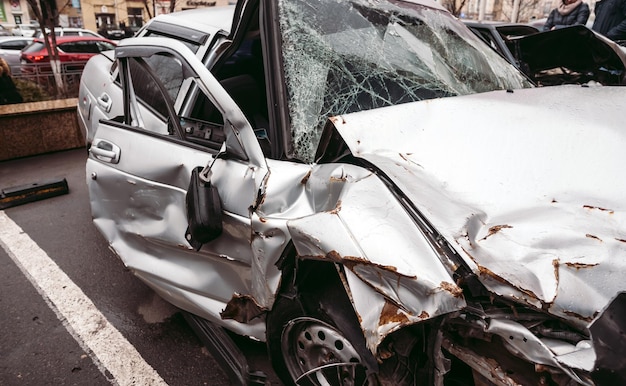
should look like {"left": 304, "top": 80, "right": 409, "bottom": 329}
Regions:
{"left": 82, "top": 0, "right": 626, "bottom": 384}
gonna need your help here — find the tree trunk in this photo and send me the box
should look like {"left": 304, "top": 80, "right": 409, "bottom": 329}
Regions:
{"left": 511, "top": 0, "right": 521, "bottom": 22}
{"left": 26, "top": 0, "right": 67, "bottom": 98}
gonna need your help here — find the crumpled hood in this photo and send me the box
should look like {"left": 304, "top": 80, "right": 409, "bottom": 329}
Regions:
{"left": 328, "top": 85, "right": 626, "bottom": 328}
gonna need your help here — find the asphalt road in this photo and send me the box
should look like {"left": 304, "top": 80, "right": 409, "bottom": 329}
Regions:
{"left": 0, "top": 149, "right": 280, "bottom": 386}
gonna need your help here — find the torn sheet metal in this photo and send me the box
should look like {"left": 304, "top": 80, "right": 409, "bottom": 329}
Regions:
{"left": 287, "top": 170, "right": 466, "bottom": 350}
{"left": 328, "top": 84, "right": 626, "bottom": 330}
{"left": 485, "top": 318, "right": 594, "bottom": 383}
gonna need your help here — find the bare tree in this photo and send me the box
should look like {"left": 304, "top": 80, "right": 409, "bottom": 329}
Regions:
{"left": 26, "top": 0, "right": 68, "bottom": 97}
{"left": 142, "top": 0, "right": 154, "bottom": 20}
{"left": 501, "top": 0, "right": 543, "bottom": 22}
{"left": 441, "top": 0, "right": 469, "bottom": 17}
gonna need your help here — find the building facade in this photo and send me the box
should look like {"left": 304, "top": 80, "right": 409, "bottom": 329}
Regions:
{"left": 1, "top": 0, "right": 597, "bottom": 35}
{"left": 0, "top": 0, "right": 32, "bottom": 26}
{"left": 0, "top": 0, "right": 233, "bottom": 34}
{"left": 460, "top": 0, "right": 596, "bottom": 23}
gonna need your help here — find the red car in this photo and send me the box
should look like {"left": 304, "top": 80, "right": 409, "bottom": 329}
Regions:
{"left": 20, "top": 36, "right": 116, "bottom": 74}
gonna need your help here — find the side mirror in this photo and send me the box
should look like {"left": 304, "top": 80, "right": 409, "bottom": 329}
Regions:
{"left": 185, "top": 166, "right": 223, "bottom": 250}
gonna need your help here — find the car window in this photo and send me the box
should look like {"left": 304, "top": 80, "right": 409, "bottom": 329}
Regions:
{"left": 59, "top": 41, "right": 114, "bottom": 53}
{"left": 96, "top": 41, "right": 116, "bottom": 51}
{"left": 59, "top": 41, "right": 96, "bottom": 53}
{"left": 128, "top": 56, "right": 172, "bottom": 121}
{"left": 123, "top": 52, "right": 227, "bottom": 148}
{"left": 22, "top": 41, "right": 44, "bottom": 53}
{"left": 145, "top": 54, "right": 185, "bottom": 103}
{"left": 278, "top": 0, "right": 532, "bottom": 162}
{"left": 122, "top": 53, "right": 189, "bottom": 138}
{"left": 128, "top": 54, "right": 185, "bottom": 117}
{"left": 0, "top": 40, "right": 29, "bottom": 50}
{"left": 65, "top": 31, "right": 80, "bottom": 36}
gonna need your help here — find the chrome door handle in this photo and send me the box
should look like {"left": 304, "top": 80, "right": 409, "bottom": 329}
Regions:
{"left": 97, "top": 93, "right": 112, "bottom": 113}
{"left": 90, "top": 139, "right": 121, "bottom": 164}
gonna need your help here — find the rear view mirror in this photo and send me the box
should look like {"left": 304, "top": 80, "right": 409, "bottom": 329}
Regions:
{"left": 185, "top": 166, "right": 223, "bottom": 250}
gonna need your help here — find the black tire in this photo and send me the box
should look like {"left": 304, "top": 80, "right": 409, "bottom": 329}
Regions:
{"left": 266, "top": 260, "right": 422, "bottom": 386}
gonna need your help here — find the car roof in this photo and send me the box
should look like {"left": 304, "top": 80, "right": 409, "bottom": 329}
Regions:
{"left": 0, "top": 36, "right": 34, "bottom": 41}
{"left": 34, "top": 35, "right": 113, "bottom": 43}
{"left": 148, "top": 6, "right": 236, "bottom": 34}
{"left": 45, "top": 27, "right": 96, "bottom": 32}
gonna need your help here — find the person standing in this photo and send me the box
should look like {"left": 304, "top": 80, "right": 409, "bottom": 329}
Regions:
{"left": 592, "top": 0, "right": 626, "bottom": 41}
{"left": 0, "top": 58, "right": 23, "bottom": 105}
{"left": 543, "top": 0, "right": 590, "bottom": 30}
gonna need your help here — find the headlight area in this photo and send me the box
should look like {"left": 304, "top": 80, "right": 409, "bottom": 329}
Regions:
{"left": 361, "top": 163, "right": 600, "bottom": 385}
{"left": 374, "top": 292, "right": 597, "bottom": 386}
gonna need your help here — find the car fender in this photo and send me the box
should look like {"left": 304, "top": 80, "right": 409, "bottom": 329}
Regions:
{"left": 286, "top": 168, "right": 466, "bottom": 352}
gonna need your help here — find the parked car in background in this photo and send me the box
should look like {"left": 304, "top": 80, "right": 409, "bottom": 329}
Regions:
{"left": 0, "top": 36, "right": 34, "bottom": 74}
{"left": 97, "top": 24, "right": 125, "bottom": 40}
{"left": 466, "top": 21, "right": 626, "bottom": 85}
{"left": 36, "top": 27, "right": 103, "bottom": 38}
{"left": 0, "top": 25, "right": 11, "bottom": 36}
{"left": 464, "top": 21, "right": 539, "bottom": 67}
{"left": 11, "top": 24, "right": 39, "bottom": 37}
{"left": 20, "top": 36, "right": 116, "bottom": 75}
{"left": 80, "top": 1, "right": 626, "bottom": 385}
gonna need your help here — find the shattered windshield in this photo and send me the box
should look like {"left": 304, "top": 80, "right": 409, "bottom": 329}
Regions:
{"left": 278, "top": 0, "right": 532, "bottom": 162}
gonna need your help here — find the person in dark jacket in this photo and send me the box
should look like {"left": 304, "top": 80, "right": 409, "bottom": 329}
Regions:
{"left": 0, "top": 58, "right": 23, "bottom": 105}
{"left": 543, "top": 0, "right": 590, "bottom": 30}
{"left": 592, "top": 0, "right": 626, "bottom": 41}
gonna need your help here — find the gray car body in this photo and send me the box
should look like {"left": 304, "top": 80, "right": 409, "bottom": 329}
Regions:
{"left": 77, "top": 7, "right": 233, "bottom": 147}
{"left": 79, "top": 0, "right": 626, "bottom": 384}
{"left": 0, "top": 36, "right": 34, "bottom": 74}
{"left": 11, "top": 24, "right": 38, "bottom": 37}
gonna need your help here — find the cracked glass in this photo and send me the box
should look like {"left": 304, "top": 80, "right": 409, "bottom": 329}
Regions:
{"left": 278, "top": 0, "right": 532, "bottom": 162}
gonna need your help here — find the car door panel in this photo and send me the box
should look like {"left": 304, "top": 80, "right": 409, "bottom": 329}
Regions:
{"left": 87, "top": 38, "right": 268, "bottom": 331}
{"left": 87, "top": 119, "right": 258, "bottom": 309}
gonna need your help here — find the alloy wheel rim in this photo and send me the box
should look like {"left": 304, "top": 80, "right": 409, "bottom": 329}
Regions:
{"left": 282, "top": 317, "right": 363, "bottom": 386}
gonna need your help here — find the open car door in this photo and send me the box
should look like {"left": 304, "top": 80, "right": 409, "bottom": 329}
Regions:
{"left": 86, "top": 37, "right": 269, "bottom": 337}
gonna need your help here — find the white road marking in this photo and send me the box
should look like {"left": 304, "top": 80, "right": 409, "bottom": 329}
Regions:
{"left": 0, "top": 211, "right": 168, "bottom": 386}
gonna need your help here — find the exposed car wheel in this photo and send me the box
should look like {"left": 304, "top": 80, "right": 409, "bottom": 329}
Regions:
{"left": 267, "top": 260, "right": 420, "bottom": 386}
{"left": 268, "top": 291, "right": 370, "bottom": 386}
{"left": 281, "top": 316, "right": 366, "bottom": 385}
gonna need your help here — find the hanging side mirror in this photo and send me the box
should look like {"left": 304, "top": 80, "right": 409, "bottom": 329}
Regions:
{"left": 185, "top": 166, "right": 223, "bottom": 250}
